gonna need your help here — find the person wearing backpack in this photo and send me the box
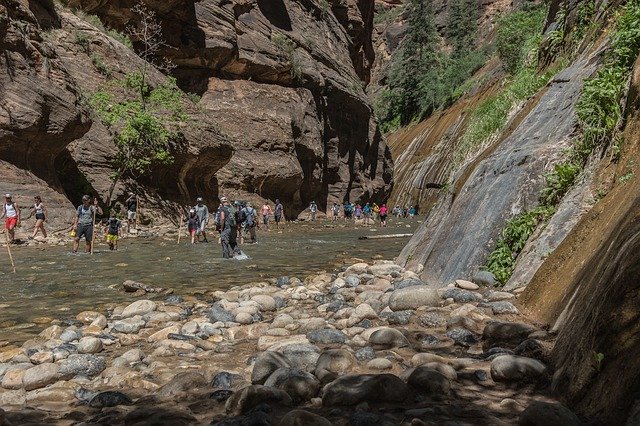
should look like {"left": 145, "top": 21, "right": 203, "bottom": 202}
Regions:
{"left": 241, "top": 202, "right": 257, "bottom": 243}
{"left": 219, "top": 196, "right": 240, "bottom": 258}
{"left": 72, "top": 195, "right": 102, "bottom": 253}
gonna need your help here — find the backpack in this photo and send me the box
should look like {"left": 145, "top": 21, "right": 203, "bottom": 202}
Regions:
{"left": 243, "top": 207, "right": 255, "bottom": 227}
{"left": 214, "top": 208, "right": 222, "bottom": 230}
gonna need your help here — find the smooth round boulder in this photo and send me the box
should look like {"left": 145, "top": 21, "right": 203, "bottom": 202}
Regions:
{"left": 235, "top": 312, "right": 254, "bottom": 325}
{"left": 121, "top": 300, "right": 157, "bottom": 318}
{"left": 22, "top": 363, "right": 60, "bottom": 391}
{"left": 251, "top": 295, "right": 277, "bottom": 312}
{"left": 77, "top": 337, "right": 103, "bottom": 354}
{"left": 264, "top": 368, "right": 320, "bottom": 403}
{"left": 314, "top": 349, "right": 356, "bottom": 383}
{"left": 406, "top": 367, "right": 452, "bottom": 396}
{"left": 322, "top": 374, "right": 409, "bottom": 406}
{"left": 225, "top": 385, "right": 292, "bottom": 416}
{"left": 455, "top": 279, "right": 479, "bottom": 290}
{"left": 251, "top": 351, "right": 292, "bottom": 385}
{"left": 367, "top": 358, "right": 392, "bottom": 370}
{"left": 518, "top": 401, "right": 581, "bottom": 426}
{"left": 280, "top": 409, "right": 332, "bottom": 426}
{"left": 490, "top": 355, "right": 547, "bottom": 382}
{"left": 369, "top": 328, "right": 409, "bottom": 349}
{"left": 389, "top": 287, "right": 439, "bottom": 311}
{"left": 306, "top": 329, "right": 348, "bottom": 345}
{"left": 113, "top": 317, "right": 146, "bottom": 334}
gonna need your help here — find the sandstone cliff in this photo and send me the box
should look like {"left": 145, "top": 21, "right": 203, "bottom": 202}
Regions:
{"left": 65, "top": 0, "right": 393, "bottom": 216}
{"left": 0, "top": 0, "right": 391, "bottom": 228}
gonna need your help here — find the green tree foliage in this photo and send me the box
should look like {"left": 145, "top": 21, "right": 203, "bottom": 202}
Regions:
{"left": 496, "top": 5, "right": 547, "bottom": 73}
{"left": 87, "top": 2, "right": 186, "bottom": 207}
{"left": 445, "top": 0, "right": 479, "bottom": 57}
{"left": 376, "top": 0, "right": 484, "bottom": 132}
{"left": 90, "top": 73, "right": 186, "bottom": 206}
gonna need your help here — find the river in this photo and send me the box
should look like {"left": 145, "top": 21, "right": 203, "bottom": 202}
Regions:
{"left": 0, "top": 220, "right": 416, "bottom": 343}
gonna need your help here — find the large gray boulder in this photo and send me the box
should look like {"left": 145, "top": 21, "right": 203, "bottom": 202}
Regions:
{"left": 263, "top": 368, "right": 320, "bottom": 403}
{"left": 490, "top": 355, "right": 547, "bottom": 383}
{"left": 389, "top": 287, "right": 440, "bottom": 311}
{"left": 225, "top": 385, "right": 292, "bottom": 416}
{"left": 251, "top": 351, "right": 292, "bottom": 385}
{"left": 322, "top": 374, "right": 409, "bottom": 406}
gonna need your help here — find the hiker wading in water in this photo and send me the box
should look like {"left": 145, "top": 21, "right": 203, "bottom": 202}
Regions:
{"left": 1, "top": 194, "right": 20, "bottom": 243}
{"left": 193, "top": 197, "right": 209, "bottom": 242}
{"left": 72, "top": 195, "right": 102, "bottom": 253}
{"left": 219, "top": 197, "right": 240, "bottom": 258}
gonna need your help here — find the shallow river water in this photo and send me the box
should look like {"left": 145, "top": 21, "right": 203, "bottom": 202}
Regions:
{"left": 0, "top": 220, "right": 416, "bottom": 343}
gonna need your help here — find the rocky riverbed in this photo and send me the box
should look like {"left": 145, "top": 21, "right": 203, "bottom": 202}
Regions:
{"left": 0, "top": 260, "right": 581, "bottom": 425}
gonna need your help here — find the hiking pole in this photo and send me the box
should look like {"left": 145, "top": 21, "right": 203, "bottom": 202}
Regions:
{"left": 90, "top": 200, "right": 97, "bottom": 255}
{"left": 136, "top": 195, "right": 140, "bottom": 231}
{"left": 177, "top": 212, "right": 183, "bottom": 245}
{"left": 4, "top": 231, "right": 16, "bottom": 273}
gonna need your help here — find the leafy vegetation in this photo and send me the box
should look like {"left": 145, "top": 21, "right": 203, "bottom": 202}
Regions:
{"left": 72, "top": 9, "right": 133, "bottom": 48}
{"left": 376, "top": 0, "right": 485, "bottom": 132}
{"left": 374, "top": 4, "right": 404, "bottom": 25}
{"left": 496, "top": 5, "right": 547, "bottom": 74}
{"left": 87, "top": 2, "right": 186, "bottom": 207}
{"left": 486, "top": 206, "right": 555, "bottom": 284}
{"left": 90, "top": 52, "right": 111, "bottom": 77}
{"left": 271, "top": 31, "right": 302, "bottom": 80}
{"left": 486, "top": 0, "right": 640, "bottom": 285}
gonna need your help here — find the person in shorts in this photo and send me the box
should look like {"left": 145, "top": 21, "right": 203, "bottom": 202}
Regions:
{"left": 379, "top": 204, "right": 388, "bottom": 227}
{"left": 126, "top": 192, "right": 137, "bottom": 233}
{"left": 274, "top": 199, "right": 284, "bottom": 229}
{"left": 193, "top": 197, "right": 209, "bottom": 242}
{"left": 187, "top": 209, "right": 200, "bottom": 245}
{"left": 105, "top": 216, "right": 122, "bottom": 250}
{"left": 331, "top": 202, "right": 340, "bottom": 221}
{"left": 261, "top": 202, "right": 272, "bottom": 231}
{"left": 27, "top": 195, "right": 47, "bottom": 239}
{"left": 1, "top": 194, "right": 20, "bottom": 243}
{"left": 72, "top": 195, "right": 102, "bottom": 253}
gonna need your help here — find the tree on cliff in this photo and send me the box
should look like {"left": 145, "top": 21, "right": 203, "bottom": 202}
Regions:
{"left": 375, "top": 0, "right": 484, "bottom": 132}
{"left": 88, "top": 2, "right": 184, "bottom": 208}
{"left": 377, "top": 0, "right": 439, "bottom": 128}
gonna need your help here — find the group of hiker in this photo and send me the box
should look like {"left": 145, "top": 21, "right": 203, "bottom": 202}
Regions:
{"left": 310, "top": 201, "right": 399, "bottom": 227}
{"left": 3, "top": 191, "right": 415, "bottom": 257}
{"left": 1, "top": 193, "right": 50, "bottom": 243}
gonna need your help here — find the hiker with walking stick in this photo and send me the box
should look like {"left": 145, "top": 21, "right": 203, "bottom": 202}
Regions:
{"left": 72, "top": 195, "right": 102, "bottom": 253}
{"left": 1, "top": 194, "right": 20, "bottom": 243}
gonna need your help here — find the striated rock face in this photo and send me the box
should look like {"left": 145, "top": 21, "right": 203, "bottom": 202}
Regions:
{"left": 520, "top": 55, "right": 640, "bottom": 425}
{"left": 66, "top": 0, "right": 393, "bottom": 215}
{"left": 0, "top": 0, "right": 90, "bottom": 230}
{"left": 395, "top": 49, "right": 599, "bottom": 287}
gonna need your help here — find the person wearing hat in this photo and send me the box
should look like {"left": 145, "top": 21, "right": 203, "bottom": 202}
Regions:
{"left": 218, "top": 196, "right": 240, "bottom": 258}
{"left": 125, "top": 192, "right": 137, "bottom": 233}
{"left": 72, "top": 195, "right": 102, "bottom": 253}
{"left": 240, "top": 202, "right": 257, "bottom": 244}
{"left": 1, "top": 194, "right": 20, "bottom": 243}
{"left": 193, "top": 197, "right": 209, "bottom": 243}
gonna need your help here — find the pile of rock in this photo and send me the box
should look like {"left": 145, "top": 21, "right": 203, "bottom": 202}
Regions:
{"left": 0, "top": 260, "right": 577, "bottom": 424}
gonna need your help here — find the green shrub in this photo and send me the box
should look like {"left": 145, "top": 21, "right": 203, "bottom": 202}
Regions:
{"left": 90, "top": 53, "right": 111, "bottom": 77}
{"left": 486, "top": 0, "right": 640, "bottom": 286}
{"left": 496, "top": 5, "right": 547, "bottom": 73}
{"left": 74, "top": 30, "right": 89, "bottom": 51}
{"left": 486, "top": 206, "right": 555, "bottom": 285}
